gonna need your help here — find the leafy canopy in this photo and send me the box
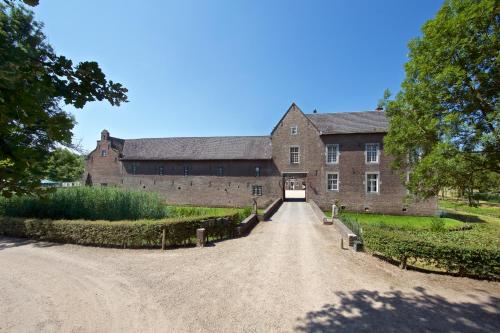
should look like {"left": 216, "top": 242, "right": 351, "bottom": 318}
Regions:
{"left": 384, "top": 0, "right": 499, "bottom": 200}
{"left": 46, "top": 148, "right": 84, "bottom": 182}
{"left": 0, "top": 2, "right": 128, "bottom": 197}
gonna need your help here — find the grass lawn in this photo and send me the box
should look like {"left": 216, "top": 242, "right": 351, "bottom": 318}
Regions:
{"left": 323, "top": 211, "right": 465, "bottom": 230}
{"left": 439, "top": 199, "right": 500, "bottom": 220}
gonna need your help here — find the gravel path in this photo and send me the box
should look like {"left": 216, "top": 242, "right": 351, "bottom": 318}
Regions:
{"left": 0, "top": 202, "right": 499, "bottom": 332}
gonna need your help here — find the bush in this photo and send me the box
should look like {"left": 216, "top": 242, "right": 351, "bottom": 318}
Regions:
{"left": 363, "top": 225, "right": 500, "bottom": 280}
{"left": 0, "top": 213, "right": 241, "bottom": 248}
{"left": 0, "top": 187, "right": 167, "bottom": 221}
{"left": 430, "top": 218, "right": 445, "bottom": 232}
{"left": 473, "top": 192, "right": 500, "bottom": 203}
{"left": 339, "top": 214, "right": 363, "bottom": 242}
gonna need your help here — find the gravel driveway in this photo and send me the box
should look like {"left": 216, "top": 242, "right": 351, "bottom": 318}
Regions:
{"left": 1, "top": 202, "right": 499, "bottom": 332}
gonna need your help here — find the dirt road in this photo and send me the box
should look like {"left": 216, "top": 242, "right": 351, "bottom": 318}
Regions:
{"left": 1, "top": 202, "right": 499, "bottom": 332}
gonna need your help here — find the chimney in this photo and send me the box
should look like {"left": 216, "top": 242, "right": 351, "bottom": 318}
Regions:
{"left": 101, "top": 129, "right": 110, "bottom": 141}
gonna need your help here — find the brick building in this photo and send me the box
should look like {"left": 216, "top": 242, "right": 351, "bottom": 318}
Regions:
{"left": 84, "top": 104, "right": 437, "bottom": 215}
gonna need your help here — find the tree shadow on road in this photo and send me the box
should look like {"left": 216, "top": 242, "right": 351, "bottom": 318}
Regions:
{"left": 295, "top": 287, "right": 499, "bottom": 333}
{"left": 0, "top": 237, "right": 62, "bottom": 251}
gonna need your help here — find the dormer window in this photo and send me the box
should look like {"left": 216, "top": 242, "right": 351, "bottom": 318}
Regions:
{"left": 100, "top": 150, "right": 108, "bottom": 157}
{"left": 290, "top": 126, "right": 298, "bottom": 135}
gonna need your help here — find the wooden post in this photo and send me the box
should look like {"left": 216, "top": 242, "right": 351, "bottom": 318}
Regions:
{"left": 197, "top": 228, "right": 206, "bottom": 247}
{"left": 161, "top": 228, "right": 166, "bottom": 250}
{"left": 340, "top": 238, "right": 344, "bottom": 249}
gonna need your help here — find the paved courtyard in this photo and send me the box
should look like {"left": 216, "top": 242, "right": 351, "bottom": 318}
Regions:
{"left": 0, "top": 202, "right": 499, "bottom": 332}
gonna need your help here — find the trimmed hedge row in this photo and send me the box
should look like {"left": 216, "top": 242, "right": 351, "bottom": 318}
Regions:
{"left": 363, "top": 226, "right": 500, "bottom": 280}
{"left": 0, "top": 213, "right": 241, "bottom": 248}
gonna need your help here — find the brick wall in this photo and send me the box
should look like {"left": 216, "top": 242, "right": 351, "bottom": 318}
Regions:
{"left": 84, "top": 136, "right": 122, "bottom": 186}
{"left": 85, "top": 147, "right": 282, "bottom": 207}
{"left": 84, "top": 107, "right": 437, "bottom": 215}
{"left": 270, "top": 105, "right": 437, "bottom": 216}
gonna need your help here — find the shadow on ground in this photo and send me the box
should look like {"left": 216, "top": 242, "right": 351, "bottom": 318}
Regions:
{"left": 442, "top": 211, "right": 485, "bottom": 223}
{"left": 295, "top": 287, "right": 499, "bottom": 333}
{"left": 0, "top": 237, "right": 62, "bottom": 251}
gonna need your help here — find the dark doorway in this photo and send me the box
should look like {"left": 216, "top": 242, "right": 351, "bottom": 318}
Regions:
{"left": 85, "top": 173, "right": 93, "bottom": 186}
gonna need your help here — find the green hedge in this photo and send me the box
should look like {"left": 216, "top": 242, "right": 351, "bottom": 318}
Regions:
{"left": 363, "top": 226, "right": 500, "bottom": 280}
{"left": 0, "top": 213, "right": 240, "bottom": 248}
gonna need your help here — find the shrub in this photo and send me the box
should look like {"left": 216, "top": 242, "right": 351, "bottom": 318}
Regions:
{"left": 363, "top": 225, "right": 500, "bottom": 280}
{"left": 430, "top": 218, "right": 445, "bottom": 232}
{"left": 339, "top": 214, "right": 363, "bottom": 242}
{"left": 0, "top": 213, "right": 241, "bottom": 248}
{"left": 239, "top": 206, "right": 253, "bottom": 220}
{"left": 473, "top": 192, "right": 500, "bottom": 203}
{"left": 0, "top": 187, "right": 167, "bottom": 221}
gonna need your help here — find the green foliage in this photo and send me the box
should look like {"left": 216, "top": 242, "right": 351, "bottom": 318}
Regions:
{"left": 384, "top": 0, "right": 500, "bottom": 202}
{"left": 0, "top": 187, "right": 167, "bottom": 221}
{"left": 166, "top": 205, "right": 240, "bottom": 219}
{"left": 0, "top": 214, "right": 240, "bottom": 248}
{"left": 0, "top": 187, "right": 249, "bottom": 222}
{"left": 473, "top": 192, "right": 500, "bottom": 203}
{"left": 0, "top": 3, "right": 127, "bottom": 198}
{"left": 363, "top": 224, "right": 500, "bottom": 279}
{"left": 240, "top": 206, "right": 253, "bottom": 220}
{"left": 377, "top": 88, "right": 391, "bottom": 109}
{"left": 339, "top": 212, "right": 464, "bottom": 231}
{"left": 339, "top": 214, "right": 363, "bottom": 242}
{"left": 46, "top": 148, "right": 84, "bottom": 182}
{"left": 430, "top": 218, "right": 445, "bottom": 232}
{"left": 440, "top": 199, "right": 500, "bottom": 219}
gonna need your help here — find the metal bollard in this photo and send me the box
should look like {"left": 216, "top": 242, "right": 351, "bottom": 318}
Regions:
{"left": 196, "top": 228, "right": 206, "bottom": 247}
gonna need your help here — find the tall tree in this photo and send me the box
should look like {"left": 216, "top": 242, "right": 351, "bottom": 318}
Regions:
{"left": 384, "top": 0, "right": 499, "bottom": 203}
{"left": 0, "top": 2, "right": 128, "bottom": 197}
{"left": 46, "top": 148, "right": 84, "bottom": 182}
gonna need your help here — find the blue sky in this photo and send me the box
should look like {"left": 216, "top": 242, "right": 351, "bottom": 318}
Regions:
{"left": 33, "top": 0, "right": 443, "bottom": 152}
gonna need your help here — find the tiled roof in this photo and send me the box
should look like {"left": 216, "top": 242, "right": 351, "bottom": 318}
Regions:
{"left": 119, "top": 136, "right": 272, "bottom": 160}
{"left": 306, "top": 111, "right": 388, "bottom": 134}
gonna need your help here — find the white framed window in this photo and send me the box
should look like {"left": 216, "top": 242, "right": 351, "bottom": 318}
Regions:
{"left": 101, "top": 150, "right": 108, "bottom": 157}
{"left": 290, "top": 146, "right": 300, "bottom": 164}
{"left": 326, "top": 173, "right": 339, "bottom": 191}
{"left": 158, "top": 166, "right": 164, "bottom": 175}
{"left": 131, "top": 162, "right": 137, "bottom": 175}
{"left": 326, "top": 144, "right": 339, "bottom": 164}
{"left": 290, "top": 126, "right": 298, "bottom": 135}
{"left": 255, "top": 166, "right": 261, "bottom": 177}
{"left": 183, "top": 166, "right": 189, "bottom": 176}
{"left": 366, "top": 143, "right": 379, "bottom": 163}
{"left": 252, "top": 185, "right": 263, "bottom": 196}
{"left": 216, "top": 166, "right": 224, "bottom": 177}
{"left": 366, "top": 172, "right": 379, "bottom": 193}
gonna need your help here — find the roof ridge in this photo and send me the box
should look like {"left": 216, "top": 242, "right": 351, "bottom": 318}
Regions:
{"left": 307, "top": 111, "right": 385, "bottom": 116}
{"left": 123, "top": 135, "right": 271, "bottom": 141}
